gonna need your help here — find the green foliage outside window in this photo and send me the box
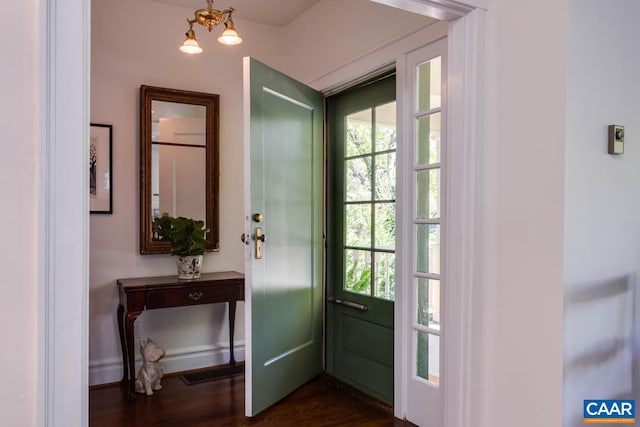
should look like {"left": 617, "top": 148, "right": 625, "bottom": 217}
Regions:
{"left": 344, "top": 115, "right": 397, "bottom": 301}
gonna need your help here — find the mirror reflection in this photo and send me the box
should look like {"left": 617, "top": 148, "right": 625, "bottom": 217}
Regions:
{"left": 151, "top": 101, "right": 206, "bottom": 232}
{"left": 140, "top": 86, "right": 220, "bottom": 254}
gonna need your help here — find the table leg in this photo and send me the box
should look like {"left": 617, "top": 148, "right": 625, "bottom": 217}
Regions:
{"left": 125, "top": 311, "right": 140, "bottom": 401}
{"left": 117, "top": 304, "right": 127, "bottom": 387}
{"left": 228, "top": 300, "right": 236, "bottom": 365}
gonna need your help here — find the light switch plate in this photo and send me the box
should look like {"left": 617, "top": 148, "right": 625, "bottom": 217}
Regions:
{"left": 608, "top": 125, "right": 624, "bottom": 155}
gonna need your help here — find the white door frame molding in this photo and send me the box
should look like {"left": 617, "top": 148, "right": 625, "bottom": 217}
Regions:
{"left": 443, "top": 9, "right": 486, "bottom": 427}
{"left": 370, "top": 0, "right": 485, "bottom": 21}
{"left": 40, "top": 0, "right": 91, "bottom": 426}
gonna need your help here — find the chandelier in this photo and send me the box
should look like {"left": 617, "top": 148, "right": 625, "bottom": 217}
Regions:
{"left": 179, "top": 0, "right": 242, "bottom": 54}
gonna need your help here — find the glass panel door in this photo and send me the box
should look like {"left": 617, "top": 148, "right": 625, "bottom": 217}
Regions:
{"left": 326, "top": 72, "right": 396, "bottom": 405}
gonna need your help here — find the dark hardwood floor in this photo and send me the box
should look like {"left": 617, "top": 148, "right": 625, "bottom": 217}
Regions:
{"left": 90, "top": 373, "right": 414, "bottom": 426}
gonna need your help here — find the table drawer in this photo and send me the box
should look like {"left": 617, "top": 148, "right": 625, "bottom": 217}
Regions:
{"left": 146, "top": 283, "right": 244, "bottom": 309}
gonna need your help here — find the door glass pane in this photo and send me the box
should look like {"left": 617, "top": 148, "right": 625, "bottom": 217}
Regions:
{"left": 416, "top": 169, "right": 440, "bottom": 219}
{"left": 417, "top": 57, "right": 441, "bottom": 112}
{"left": 346, "top": 157, "right": 372, "bottom": 201}
{"left": 344, "top": 100, "right": 398, "bottom": 300}
{"left": 416, "top": 224, "right": 440, "bottom": 274}
{"left": 375, "top": 102, "right": 396, "bottom": 151}
{"left": 416, "top": 331, "right": 440, "bottom": 385}
{"left": 375, "top": 203, "right": 395, "bottom": 249}
{"left": 416, "top": 113, "right": 441, "bottom": 166}
{"left": 346, "top": 108, "right": 372, "bottom": 157}
{"left": 346, "top": 204, "right": 371, "bottom": 247}
{"left": 345, "top": 249, "right": 372, "bottom": 295}
{"left": 417, "top": 278, "right": 440, "bottom": 330}
{"left": 374, "top": 252, "right": 395, "bottom": 300}
{"left": 374, "top": 153, "right": 396, "bottom": 200}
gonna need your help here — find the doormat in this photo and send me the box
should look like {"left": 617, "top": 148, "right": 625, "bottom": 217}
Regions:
{"left": 179, "top": 363, "right": 245, "bottom": 385}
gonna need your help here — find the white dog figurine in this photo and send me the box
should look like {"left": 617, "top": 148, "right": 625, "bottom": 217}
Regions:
{"left": 134, "top": 338, "right": 165, "bottom": 396}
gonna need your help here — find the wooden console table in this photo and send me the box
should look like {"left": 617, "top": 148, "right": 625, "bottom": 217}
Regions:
{"left": 117, "top": 271, "right": 244, "bottom": 400}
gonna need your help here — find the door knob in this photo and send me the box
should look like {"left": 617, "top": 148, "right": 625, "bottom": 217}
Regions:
{"left": 240, "top": 233, "right": 249, "bottom": 245}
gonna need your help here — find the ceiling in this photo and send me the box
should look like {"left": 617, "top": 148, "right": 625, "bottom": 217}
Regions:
{"left": 154, "top": 0, "right": 321, "bottom": 27}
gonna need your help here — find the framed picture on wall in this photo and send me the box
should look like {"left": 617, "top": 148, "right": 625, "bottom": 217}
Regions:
{"left": 89, "top": 123, "right": 113, "bottom": 214}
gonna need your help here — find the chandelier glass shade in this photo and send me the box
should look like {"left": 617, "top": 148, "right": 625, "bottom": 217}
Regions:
{"left": 179, "top": 26, "right": 203, "bottom": 54}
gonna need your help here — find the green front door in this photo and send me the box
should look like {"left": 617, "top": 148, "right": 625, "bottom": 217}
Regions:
{"left": 326, "top": 73, "right": 397, "bottom": 404}
{"left": 243, "top": 57, "right": 324, "bottom": 416}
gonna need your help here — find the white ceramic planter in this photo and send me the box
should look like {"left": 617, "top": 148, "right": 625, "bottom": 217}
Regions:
{"left": 176, "top": 255, "right": 203, "bottom": 280}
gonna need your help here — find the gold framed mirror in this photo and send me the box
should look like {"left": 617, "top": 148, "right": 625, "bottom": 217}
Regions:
{"left": 139, "top": 85, "right": 220, "bottom": 254}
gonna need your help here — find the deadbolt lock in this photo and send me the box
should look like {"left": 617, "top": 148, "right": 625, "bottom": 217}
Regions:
{"left": 253, "top": 213, "right": 263, "bottom": 223}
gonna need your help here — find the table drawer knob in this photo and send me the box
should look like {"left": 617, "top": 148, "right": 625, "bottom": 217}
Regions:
{"left": 188, "top": 291, "right": 204, "bottom": 301}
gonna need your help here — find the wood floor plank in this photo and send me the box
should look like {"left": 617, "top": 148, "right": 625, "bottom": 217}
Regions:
{"left": 89, "top": 374, "right": 414, "bottom": 426}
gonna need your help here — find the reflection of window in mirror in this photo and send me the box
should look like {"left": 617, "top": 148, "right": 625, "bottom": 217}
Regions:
{"left": 150, "top": 101, "right": 207, "bottom": 241}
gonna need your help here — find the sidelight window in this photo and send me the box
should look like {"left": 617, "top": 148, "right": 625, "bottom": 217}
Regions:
{"left": 413, "top": 56, "right": 442, "bottom": 385}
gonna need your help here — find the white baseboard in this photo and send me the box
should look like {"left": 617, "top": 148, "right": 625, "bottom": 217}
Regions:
{"left": 89, "top": 342, "right": 246, "bottom": 386}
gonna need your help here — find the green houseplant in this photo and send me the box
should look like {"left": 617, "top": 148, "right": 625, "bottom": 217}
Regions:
{"left": 155, "top": 215, "right": 209, "bottom": 279}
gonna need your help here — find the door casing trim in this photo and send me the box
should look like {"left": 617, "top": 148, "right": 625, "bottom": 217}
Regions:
{"left": 442, "top": 10, "right": 486, "bottom": 427}
{"left": 40, "top": 0, "right": 91, "bottom": 426}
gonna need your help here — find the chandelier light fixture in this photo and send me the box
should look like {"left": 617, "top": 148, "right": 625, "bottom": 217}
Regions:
{"left": 179, "top": 0, "right": 242, "bottom": 55}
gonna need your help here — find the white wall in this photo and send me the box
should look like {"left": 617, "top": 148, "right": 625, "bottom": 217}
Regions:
{"left": 564, "top": 1, "right": 640, "bottom": 425}
{"left": 89, "top": 0, "right": 284, "bottom": 384}
{"left": 89, "top": 0, "right": 435, "bottom": 385}
{"left": 479, "top": 1, "right": 568, "bottom": 426}
{"left": 282, "top": 0, "right": 433, "bottom": 84}
{"left": 0, "top": 2, "right": 39, "bottom": 425}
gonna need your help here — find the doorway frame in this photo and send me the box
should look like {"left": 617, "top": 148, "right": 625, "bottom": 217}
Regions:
{"left": 309, "top": 5, "right": 486, "bottom": 426}
{"left": 40, "top": 2, "right": 486, "bottom": 427}
{"left": 39, "top": 0, "right": 91, "bottom": 426}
